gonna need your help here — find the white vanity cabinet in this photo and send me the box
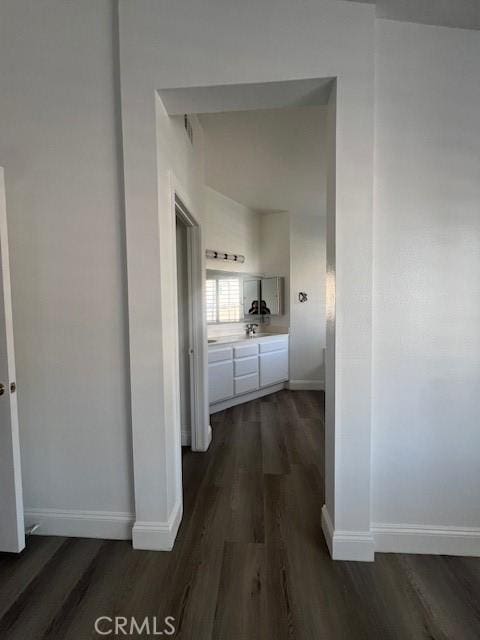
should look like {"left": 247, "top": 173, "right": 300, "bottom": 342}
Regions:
{"left": 259, "top": 339, "right": 289, "bottom": 387}
{"left": 208, "top": 334, "right": 289, "bottom": 411}
{"left": 208, "top": 346, "right": 233, "bottom": 404}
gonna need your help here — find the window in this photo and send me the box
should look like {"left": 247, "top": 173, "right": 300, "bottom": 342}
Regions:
{"left": 206, "top": 277, "right": 242, "bottom": 323}
{"left": 206, "top": 279, "right": 217, "bottom": 323}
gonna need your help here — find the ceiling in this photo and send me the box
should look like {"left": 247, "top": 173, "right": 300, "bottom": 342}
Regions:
{"left": 199, "top": 106, "right": 326, "bottom": 215}
{"left": 347, "top": 0, "right": 480, "bottom": 30}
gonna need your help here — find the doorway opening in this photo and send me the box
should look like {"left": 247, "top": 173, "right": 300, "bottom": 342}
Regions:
{"left": 175, "top": 210, "right": 191, "bottom": 446}
{"left": 127, "top": 77, "right": 376, "bottom": 558}
{"left": 173, "top": 193, "right": 208, "bottom": 452}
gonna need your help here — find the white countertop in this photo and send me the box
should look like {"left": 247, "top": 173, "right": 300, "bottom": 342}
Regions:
{"left": 207, "top": 332, "right": 289, "bottom": 347}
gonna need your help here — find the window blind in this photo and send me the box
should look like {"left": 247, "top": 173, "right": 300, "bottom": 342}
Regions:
{"left": 206, "top": 277, "right": 242, "bottom": 323}
{"left": 206, "top": 279, "right": 217, "bottom": 323}
{"left": 218, "top": 278, "right": 242, "bottom": 322}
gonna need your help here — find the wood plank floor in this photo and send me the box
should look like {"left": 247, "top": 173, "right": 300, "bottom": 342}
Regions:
{"left": 1, "top": 390, "right": 479, "bottom": 639}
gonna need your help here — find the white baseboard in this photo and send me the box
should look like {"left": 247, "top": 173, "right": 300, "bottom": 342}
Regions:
{"left": 210, "top": 383, "right": 286, "bottom": 414}
{"left": 25, "top": 500, "right": 185, "bottom": 551}
{"left": 190, "top": 424, "right": 212, "bottom": 452}
{"left": 373, "top": 522, "right": 480, "bottom": 557}
{"left": 321, "top": 504, "right": 335, "bottom": 555}
{"left": 184, "top": 421, "right": 212, "bottom": 451}
{"left": 288, "top": 379, "right": 324, "bottom": 391}
{"left": 24, "top": 508, "right": 134, "bottom": 540}
{"left": 181, "top": 427, "right": 191, "bottom": 447}
{"left": 195, "top": 424, "right": 212, "bottom": 452}
{"left": 321, "top": 505, "right": 375, "bottom": 562}
{"left": 132, "top": 499, "right": 183, "bottom": 551}
{"left": 206, "top": 424, "right": 212, "bottom": 449}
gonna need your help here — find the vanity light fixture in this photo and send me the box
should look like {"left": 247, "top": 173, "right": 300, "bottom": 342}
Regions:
{"left": 206, "top": 249, "right": 245, "bottom": 264}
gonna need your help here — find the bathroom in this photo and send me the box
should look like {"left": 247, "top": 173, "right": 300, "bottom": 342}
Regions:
{"left": 197, "top": 106, "right": 327, "bottom": 415}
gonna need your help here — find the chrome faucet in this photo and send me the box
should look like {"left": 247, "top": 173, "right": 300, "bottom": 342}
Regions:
{"left": 246, "top": 323, "right": 259, "bottom": 337}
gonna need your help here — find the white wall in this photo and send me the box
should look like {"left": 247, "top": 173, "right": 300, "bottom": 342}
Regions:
{"left": 260, "top": 212, "right": 290, "bottom": 331}
{"left": 205, "top": 187, "right": 261, "bottom": 339}
{"left": 0, "top": 0, "right": 134, "bottom": 529}
{"left": 324, "top": 86, "right": 337, "bottom": 535}
{"left": 128, "top": 100, "right": 207, "bottom": 541}
{"left": 289, "top": 213, "right": 326, "bottom": 386}
{"left": 119, "top": 77, "right": 209, "bottom": 546}
{"left": 201, "top": 107, "right": 327, "bottom": 215}
{"left": 205, "top": 187, "right": 261, "bottom": 274}
{"left": 372, "top": 20, "right": 480, "bottom": 539}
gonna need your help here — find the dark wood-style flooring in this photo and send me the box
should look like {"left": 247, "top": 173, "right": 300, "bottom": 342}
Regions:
{"left": 1, "top": 390, "right": 479, "bottom": 639}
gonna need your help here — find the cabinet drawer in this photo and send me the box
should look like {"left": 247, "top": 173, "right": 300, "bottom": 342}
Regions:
{"left": 234, "top": 373, "right": 259, "bottom": 396}
{"left": 208, "top": 346, "right": 233, "bottom": 364}
{"left": 259, "top": 350, "right": 288, "bottom": 387}
{"left": 234, "top": 355, "right": 258, "bottom": 377}
{"left": 234, "top": 343, "right": 258, "bottom": 359}
{"left": 259, "top": 339, "right": 288, "bottom": 354}
{"left": 209, "top": 360, "right": 234, "bottom": 403}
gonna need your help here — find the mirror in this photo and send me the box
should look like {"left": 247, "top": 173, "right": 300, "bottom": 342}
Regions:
{"left": 243, "top": 279, "right": 260, "bottom": 317}
{"left": 261, "top": 277, "right": 281, "bottom": 316}
{"left": 244, "top": 277, "right": 283, "bottom": 316}
{"left": 207, "top": 270, "right": 284, "bottom": 323}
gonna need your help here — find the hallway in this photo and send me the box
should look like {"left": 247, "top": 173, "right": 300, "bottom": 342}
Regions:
{"left": 0, "top": 390, "right": 479, "bottom": 639}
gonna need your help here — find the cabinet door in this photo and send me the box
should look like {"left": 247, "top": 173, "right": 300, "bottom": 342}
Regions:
{"left": 259, "top": 349, "right": 288, "bottom": 387}
{"left": 209, "top": 360, "right": 234, "bottom": 404}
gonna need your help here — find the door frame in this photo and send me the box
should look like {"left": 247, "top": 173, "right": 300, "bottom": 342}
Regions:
{"left": 170, "top": 176, "right": 211, "bottom": 452}
{"left": 0, "top": 166, "right": 25, "bottom": 553}
{"left": 120, "top": 68, "right": 373, "bottom": 555}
